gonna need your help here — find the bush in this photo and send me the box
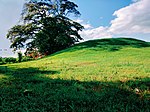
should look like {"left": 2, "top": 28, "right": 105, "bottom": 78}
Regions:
{"left": 0, "top": 57, "right": 4, "bottom": 65}
{"left": 3, "top": 57, "right": 16, "bottom": 63}
{"left": 22, "top": 56, "right": 34, "bottom": 62}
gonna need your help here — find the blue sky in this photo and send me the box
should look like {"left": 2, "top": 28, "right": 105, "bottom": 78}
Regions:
{"left": 73, "top": 0, "right": 132, "bottom": 27}
{"left": 0, "top": 0, "right": 150, "bottom": 57}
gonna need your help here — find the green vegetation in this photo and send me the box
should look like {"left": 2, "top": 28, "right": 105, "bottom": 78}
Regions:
{"left": 0, "top": 38, "right": 150, "bottom": 111}
{"left": 17, "top": 52, "right": 22, "bottom": 63}
{"left": 0, "top": 57, "right": 16, "bottom": 65}
{"left": 0, "top": 56, "right": 34, "bottom": 65}
{"left": 7, "top": 0, "right": 83, "bottom": 55}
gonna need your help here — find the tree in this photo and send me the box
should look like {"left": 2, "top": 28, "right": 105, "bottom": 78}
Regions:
{"left": 18, "top": 52, "right": 22, "bottom": 62}
{"left": 7, "top": 0, "right": 84, "bottom": 55}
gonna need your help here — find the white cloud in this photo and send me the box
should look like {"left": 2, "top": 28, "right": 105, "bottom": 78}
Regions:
{"left": 75, "top": 19, "right": 84, "bottom": 23}
{"left": 132, "top": 0, "right": 139, "bottom": 2}
{"left": 109, "top": 0, "right": 150, "bottom": 35}
{"left": 74, "top": 19, "right": 112, "bottom": 40}
{"left": 79, "top": 0, "right": 150, "bottom": 41}
{"left": 80, "top": 26, "right": 112, "bottom": 41}
{"left": 74, "top": 19, "right": 93, "bottom": 29}
{"left": 1, "top": 0, "right": 150, "bottom": 57}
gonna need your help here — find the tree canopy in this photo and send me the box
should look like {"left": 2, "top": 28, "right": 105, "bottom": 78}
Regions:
{"left": 7, "top": 0, "right": 83, "bottom": 55}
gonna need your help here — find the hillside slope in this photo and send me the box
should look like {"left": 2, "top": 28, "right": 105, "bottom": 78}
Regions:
{"left": 0, "top": 38, "right": 150, "bottom": 112}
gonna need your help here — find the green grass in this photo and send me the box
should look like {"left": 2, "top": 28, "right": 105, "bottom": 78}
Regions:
{"left": 0, "top": 38, "right": 150, "bottom": 112}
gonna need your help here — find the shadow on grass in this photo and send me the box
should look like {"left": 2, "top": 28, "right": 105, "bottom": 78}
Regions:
{"left": 0, "top": 66, "right": 59, "bottom": 84}
{"left": 0, "top": 66, "right": 150, "bottom": 112}
{"left": 74, "top": 38, "right": 150, "bottom": 51}
{"left": 51, "top": 38, "right": 150, "bottom": 56}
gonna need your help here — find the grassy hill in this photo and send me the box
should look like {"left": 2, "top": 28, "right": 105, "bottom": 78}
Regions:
{"left": 0, "top": 38, "right": 150, "bottom": 112}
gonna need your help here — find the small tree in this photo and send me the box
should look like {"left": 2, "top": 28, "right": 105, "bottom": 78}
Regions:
{"left": 7, "top": 0, "right": 84, "bottom": 55}
{"left": 18, "top": 52, "right": 22, "bottom": 62}
{"left": 0, "top": 57, "right": 2, "bottom": 62}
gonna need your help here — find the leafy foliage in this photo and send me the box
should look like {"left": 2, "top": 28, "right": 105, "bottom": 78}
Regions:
{"left": 0, "top": 56, "right": 34, "bottom": 65}
{"left": 18, "top": 52, "right": 22, "bottom": 62}
{"left": 0, "top": 57, "right": 2, "bottom": 62}
{"left": 22, "top": 56, "right": 34, "bottom": 62}
{"left": 7, "top": 0, "right": 83, "bottom": 55}
{"left": 2, "top": 57, "right": 16, "bottom": 63}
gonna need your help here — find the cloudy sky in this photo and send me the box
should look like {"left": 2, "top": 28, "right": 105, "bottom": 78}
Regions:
{"left": 0, "top": 0, "right": 150, "bottom": 57}
{"left": 75, "top": 0, "right": 150, "bottom": 41}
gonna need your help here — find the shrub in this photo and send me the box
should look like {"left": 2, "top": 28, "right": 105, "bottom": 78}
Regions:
{"left": 0, "top": 57, "right": 4, "bottom": 65}
{"left": 3, "top": 57, "right": 16, "bottom": 63}
{"left": 22, "top": 56, "right": 34, "bottom": 62}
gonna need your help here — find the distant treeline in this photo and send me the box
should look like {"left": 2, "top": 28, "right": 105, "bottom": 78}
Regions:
{"left": 0, "top": 56, "right": 34, "bottom": 65}
{"left": 0, "top": 49, "right": 8, "bottom": 51}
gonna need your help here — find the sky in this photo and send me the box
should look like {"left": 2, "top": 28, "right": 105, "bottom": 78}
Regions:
{"left": 0, "top": 0, "right": 150, "bottom": 57}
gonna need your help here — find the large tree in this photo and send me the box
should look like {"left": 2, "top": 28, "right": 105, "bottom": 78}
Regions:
{"left": 7, "top": 0, "right": 83, "bottom": 55}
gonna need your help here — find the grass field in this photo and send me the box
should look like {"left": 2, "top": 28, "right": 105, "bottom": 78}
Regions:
{"left": 0, "top": 38, "right": 150, "bottom": 112}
